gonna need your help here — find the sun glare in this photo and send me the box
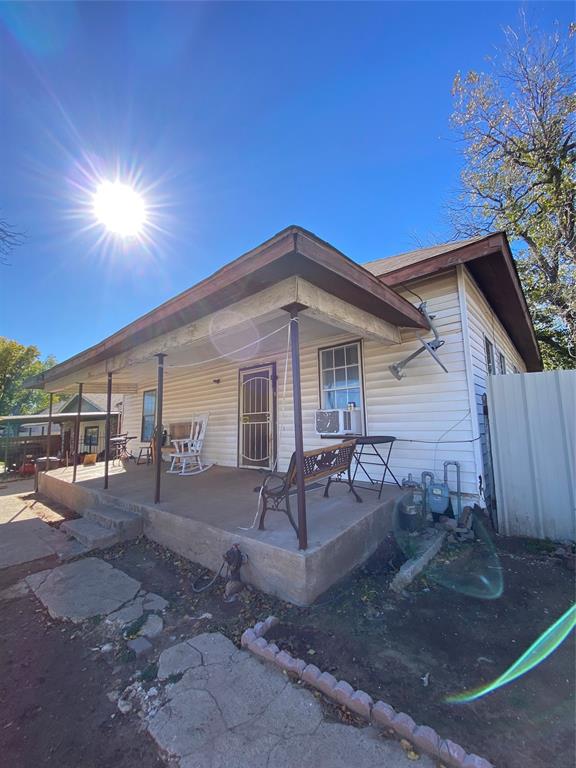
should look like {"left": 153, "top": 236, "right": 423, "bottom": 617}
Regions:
{"left": 93, "top": 180, "right": 147, "bottom": 237}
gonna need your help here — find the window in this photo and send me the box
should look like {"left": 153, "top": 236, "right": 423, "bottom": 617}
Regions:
{"left": 513, "top": 365, "right": 519, "bottom": 374}
{"left": 319, "top": 342, "right": 363, "bottom": 410}
{"left": 484, "top": 337, "right": 495, "bottom": 375}
{"left": 141, "top": 389, "right": 157, "bottom": 441}
{"left": 84, "top": 426, "right": 99, "bottom": 451}
{"left": 498, "top": 352, "right": 506, "bottom": 375}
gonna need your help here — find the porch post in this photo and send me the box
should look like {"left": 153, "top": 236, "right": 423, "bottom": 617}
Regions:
{"left": 284, "top": 304, "right": 308, "bottom": 550}
{"left": 3, "top": 429, "right": 8, "bottom": 478}
{"left": 154, "top": 353, "right": 166, "bottom": 504}
{"left": 104, "top": 372, "right": 112, "bottom": 489}
{"left": 45, "top": 392, "right": 53, "bottom": 472}
{"left": 72, "top": 382, "right": 83, "bottom": 483}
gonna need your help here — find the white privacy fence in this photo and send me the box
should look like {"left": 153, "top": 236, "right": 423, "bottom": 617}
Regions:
{"left": 487, "top": 371, "right": 575, "bottom": 541}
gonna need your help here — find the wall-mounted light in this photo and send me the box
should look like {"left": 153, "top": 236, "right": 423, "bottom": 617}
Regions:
{"left": 212, "top": 378, "right": 221, "bottom": 384}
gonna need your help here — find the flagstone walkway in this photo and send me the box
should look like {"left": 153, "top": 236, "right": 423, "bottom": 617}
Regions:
{"left": 19, "top": 548, "right": 433, "bottom": 768}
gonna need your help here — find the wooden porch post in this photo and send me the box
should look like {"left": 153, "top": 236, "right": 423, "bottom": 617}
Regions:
{"left": 104, "top": 372, "right": 112, "bottom": 490}
{"left": 72, "top": 383, "right": 83, "bottom": 483}
{"left": 45, "top": 393, "right": 53, "bottom": 471}
{"left": 154, "top": 354, "right": 166, "bottom": 504}
{"left": 284, "top": 304, "right": 308, "bottom": 550}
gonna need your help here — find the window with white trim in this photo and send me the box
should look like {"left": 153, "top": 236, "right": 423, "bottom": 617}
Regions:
{"left": 498, "top": 352, "right": 506, "bottom": 374}
{"left": 484, "top": 337, "right": 495, "bottom": 375}
{"left": 141, "top": 389, "right": 157, "bottom": 441}
{"left": 319, "top": 342, "right": 363, "bottom": 410}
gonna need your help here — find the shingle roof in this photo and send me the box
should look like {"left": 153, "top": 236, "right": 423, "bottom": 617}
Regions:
{"left": 34, "top": 393, "right": 108, "bottom": 416}
{"left": 362, "top": 235, "right": 487, "bottom": 277}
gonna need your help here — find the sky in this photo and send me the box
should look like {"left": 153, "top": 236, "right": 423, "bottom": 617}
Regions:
{"left": 0, "top": 1, "right": 572, "bottom": 363}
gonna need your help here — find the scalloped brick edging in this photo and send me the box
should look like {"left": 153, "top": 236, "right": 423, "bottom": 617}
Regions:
{"left": 241, "top": 616, "right": 494, "bottom": 768}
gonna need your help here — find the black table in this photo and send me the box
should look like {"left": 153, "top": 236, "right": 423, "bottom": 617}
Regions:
{"left": 110, "top": 435, "right": 137, "bottom": 464}
{"left": 351, "top": 435, "right": 401, "bottom": 498}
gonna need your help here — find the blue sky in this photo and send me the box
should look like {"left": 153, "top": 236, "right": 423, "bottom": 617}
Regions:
{"left": 0, "top": 1, "right": 572, "bottom": 362}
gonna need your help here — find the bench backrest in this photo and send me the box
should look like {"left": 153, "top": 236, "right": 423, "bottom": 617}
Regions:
{"left": 285, "top": 440, "right": 357, "bottom": 487}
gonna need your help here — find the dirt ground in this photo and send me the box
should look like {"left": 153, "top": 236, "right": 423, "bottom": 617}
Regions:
{"left": 1, "top": 483, "right": 574, "bottom": 768}
{"left": 0, "top": 554, "right": 165, "bottom": 768}
{"left": 102, "top": 533, "right": 575, "bottom": 768}
{"left": 266, "top": 536, "right": 576, "bottom": 768}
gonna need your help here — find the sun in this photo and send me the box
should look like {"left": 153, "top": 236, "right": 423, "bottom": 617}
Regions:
{"left": 93, "top": 180, "right": 147, "bottom": 237}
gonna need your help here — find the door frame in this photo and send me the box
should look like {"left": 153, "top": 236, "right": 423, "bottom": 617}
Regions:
{"left": 237, "top": 361, "right": 277, "bottom": 470}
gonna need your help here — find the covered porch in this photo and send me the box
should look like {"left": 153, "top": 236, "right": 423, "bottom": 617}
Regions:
{"left": 39, "top": 461, "right": 406, "bottom": 605}
{"left": 26, "top": 228, "right": 425, "bottom": 554}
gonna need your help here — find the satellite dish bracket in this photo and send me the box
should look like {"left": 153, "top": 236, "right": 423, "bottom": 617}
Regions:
{"left": 389, "top": 302, "right": 448, "bottom": 380}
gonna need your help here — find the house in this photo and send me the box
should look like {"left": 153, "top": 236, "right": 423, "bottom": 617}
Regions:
{"left": 9, "top": 393, "right": 111, "bottom": 441}
{"left": 0, "top": 393, "right": 121, "bottom": 467}
{"left": 24, "top": 226, "right": 541, "bottom": 604}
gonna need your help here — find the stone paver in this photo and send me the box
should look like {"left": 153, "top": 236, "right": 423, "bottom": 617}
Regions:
{"left": 106, "top": 596, "right": 145, "bottom": 627}
{"left": 150, "top": 633, "right": 434, "bottom": 768}
{"left": 25, "top": 557, "right": 141, "bottom": 622}
{"left": 157, "top": 640, "right": 203, "bottom": 680}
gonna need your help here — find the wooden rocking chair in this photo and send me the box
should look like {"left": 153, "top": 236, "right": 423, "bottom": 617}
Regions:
{"left": 167, "top": 414, "right": 212, "bottom": 476}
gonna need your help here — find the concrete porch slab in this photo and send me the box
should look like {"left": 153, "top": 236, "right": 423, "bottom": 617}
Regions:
{"left": 38, "top": 463, "right": 407, "bottom": 605}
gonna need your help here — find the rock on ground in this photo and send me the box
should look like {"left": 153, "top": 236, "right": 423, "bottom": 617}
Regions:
{"left": 127, "top": 637, "right": 153, "bottom": 656}
{"left": 143, "top": 592, "right": 169, "bottom": 612}
{"left": 138, "top": 613, "right": 164, "bottom": 639}
{"left": 106, "top": 596, "right": 145, "bottom": 628}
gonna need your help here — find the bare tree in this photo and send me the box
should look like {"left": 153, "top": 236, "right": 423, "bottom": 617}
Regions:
{"left": 450, "top": 18, "right": 575, "bottom": 368}
{"left": 0, "top": 216, "right": 23, "bottom": 266}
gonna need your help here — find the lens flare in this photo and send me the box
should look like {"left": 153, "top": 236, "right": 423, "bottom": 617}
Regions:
{"left": 425, "top": 516, "right": 503, "bottom": 600}
{"left": 446, "top": 603, "right": 576, "bottom": 703}
{"left": 93, "top": 180, "right": 147, "bottom": 236}
{"left": 392, "top": 497, "right": 503, "bottom": 600}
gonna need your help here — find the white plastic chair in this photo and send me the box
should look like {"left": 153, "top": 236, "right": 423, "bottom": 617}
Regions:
{"left": 167, "top": 414, "right": 212, "bottom": 476}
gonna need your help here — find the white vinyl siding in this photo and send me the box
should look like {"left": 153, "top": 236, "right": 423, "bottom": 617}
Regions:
{"left": 119, "top": 266, "right": 530, "bottom": 505}
{"left": 461, "top": 266, "right": 527, "bottom": 503}
{"left": 121, "top": 268, "right": 480, "bottom": 498}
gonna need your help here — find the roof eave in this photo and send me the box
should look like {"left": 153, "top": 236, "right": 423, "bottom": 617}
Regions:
{"left": 376, "top": 232, "right": 542, "bottom": 372}
{"left": 25, "top": 226, "right": 427, "bottom": 389}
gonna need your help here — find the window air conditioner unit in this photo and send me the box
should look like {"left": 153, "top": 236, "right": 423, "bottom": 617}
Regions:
{"left": 315, "top": 409, "right": 362, "bottom": 435}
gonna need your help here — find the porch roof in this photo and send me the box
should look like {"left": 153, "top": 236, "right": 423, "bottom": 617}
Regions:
{"left": 24, "top": 226, "right": 427, "bottom": 391}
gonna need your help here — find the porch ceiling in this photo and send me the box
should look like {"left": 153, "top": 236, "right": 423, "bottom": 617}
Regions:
{"left": 46, "top": 307, "right": 379, "bottom": 394}
{"left": 27, "top": 274, "right": 409, "bottom": 394}
{"left": 25, "top": 226, "right": 426, "bottom": 393}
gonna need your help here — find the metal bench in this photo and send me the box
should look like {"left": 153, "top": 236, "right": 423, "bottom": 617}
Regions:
{"left": 257, "top": 439, "right": 361, "bottom": 535}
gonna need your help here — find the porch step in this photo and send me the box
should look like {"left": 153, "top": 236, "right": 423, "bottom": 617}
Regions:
{"left": 83, "top": 506, "right": 143, "bottom": 538}
{"left": 61, "top": 518, "right": 120, "bottom": 550}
